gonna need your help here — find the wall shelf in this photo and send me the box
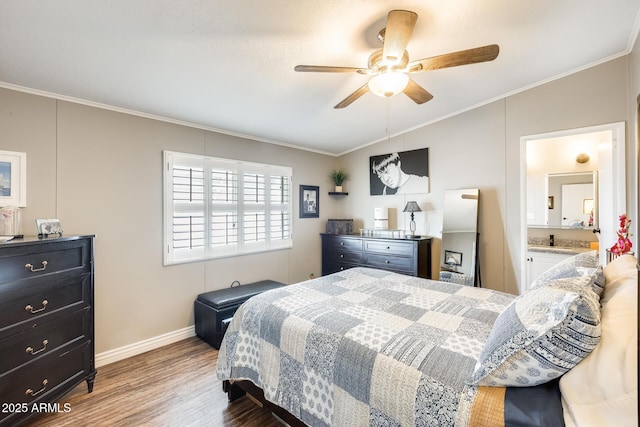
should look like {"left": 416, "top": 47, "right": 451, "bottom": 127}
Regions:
{"left": 328, "top": 191, "right": 348, "bottom": 196}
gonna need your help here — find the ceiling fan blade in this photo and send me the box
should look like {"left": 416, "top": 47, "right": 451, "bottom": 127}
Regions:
{"left": 382, "top": 10, "right": 418, "bottom": 64}
{"left": 294, "top": 65, "right": 367, "bottom": 73}
{"left": 408, "top": 44, "right": 499, "bottom": 72}
{"left": 334, "top": 83, "right": 370, "bottom": 109}
{"left": 403, "top": 79, "right": 433, "bottom": 104}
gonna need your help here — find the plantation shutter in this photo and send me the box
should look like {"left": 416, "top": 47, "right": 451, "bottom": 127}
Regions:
{"left": 164, "top": 151, "right": 292, "bottom": 265}
{"left": 270, "top": 175, "right": 290, "bottom": 241}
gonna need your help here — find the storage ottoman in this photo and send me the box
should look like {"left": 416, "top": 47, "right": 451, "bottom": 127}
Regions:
{"left": 194, "top": 280, "right": 286, "bottom": 349}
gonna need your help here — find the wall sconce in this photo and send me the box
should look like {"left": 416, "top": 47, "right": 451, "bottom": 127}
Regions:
{"left": 575, "top": 153, "right": 590, "bottom": 164}
{"left": 403, "top": 201, "right": 422, "bottom": 238}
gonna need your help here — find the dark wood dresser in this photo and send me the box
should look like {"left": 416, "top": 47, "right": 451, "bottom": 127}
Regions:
{"left": 0, "top": 235, "right": 95, "bottom": 426}
{"left": 321, "top": 234, "right": 432, "bottom": 278}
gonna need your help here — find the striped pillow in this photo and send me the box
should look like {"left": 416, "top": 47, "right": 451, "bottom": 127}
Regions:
{"left": 470, "top": 274, "right": 601, "bottom": 387}
{"left": 530, "top": 251, "right": 604, "bottom": 296}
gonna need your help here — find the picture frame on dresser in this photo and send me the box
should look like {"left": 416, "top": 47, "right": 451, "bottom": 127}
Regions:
{"left": 35, "top": 218, "right": 63, "bottom": 237}
{"left": 0, "top": 150, "right": 27, "bottom": 207}
{"left": 299, "top": 185, "right": 319, "bottom": 218}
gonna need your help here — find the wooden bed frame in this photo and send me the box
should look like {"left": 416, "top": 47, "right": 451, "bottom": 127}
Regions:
{"left": 223, "top": 379, "right": 307, "bottom": 427}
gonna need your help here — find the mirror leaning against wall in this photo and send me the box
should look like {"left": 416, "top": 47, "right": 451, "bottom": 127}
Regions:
{"left": 439, "top": 188, "right": 480, "bottom": 287}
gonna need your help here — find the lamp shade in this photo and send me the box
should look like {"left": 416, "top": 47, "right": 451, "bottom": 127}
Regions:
{"left": 403, "top": 201, "right": 422, "bottom": 213}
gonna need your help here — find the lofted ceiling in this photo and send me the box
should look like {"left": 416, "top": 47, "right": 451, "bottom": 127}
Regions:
{"left": 1, "top": 1, "right": 639, "bottom": 156}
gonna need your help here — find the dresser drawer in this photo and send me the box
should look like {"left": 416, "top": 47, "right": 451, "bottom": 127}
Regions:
{"left": 364, "top": 240, "right": 414, "bottom": 256}
{"left": 331, "top": 262, "right": 359, "bottom": 273}
{"left": 0, "top": 308, "right": 89, "bottom": 374}
{"left": 324, "top": 236, "right": 363, "bottom": 252}
{"left": 0, "top": 273, "right": 90, "bottom": 331}
{"left": 329, "top": 250, "right": 362, "bottom": 264}
{"left": 0, "top": 341, "right": 91, "bottom": 408}
{"left": 322, "top": 234, "right": 431, "bottom": 279}
{"left": 363, "top": 253, "right": 414, "bottom": 273}
{"left": 0, "top": 238, "right": 91, "bottom": 285}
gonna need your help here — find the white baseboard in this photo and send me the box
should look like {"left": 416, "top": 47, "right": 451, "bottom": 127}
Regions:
{"left": 95, "top": 326, "right": 196, "bottom": 368}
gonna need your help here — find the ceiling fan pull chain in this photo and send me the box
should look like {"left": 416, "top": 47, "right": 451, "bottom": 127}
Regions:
{"left": 386, "top": 98, "right": 391, "bottom": 143}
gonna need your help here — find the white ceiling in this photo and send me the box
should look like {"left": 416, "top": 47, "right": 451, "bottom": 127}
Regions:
{"left": 1, "top": 1, "right": 639, "bottom": 155}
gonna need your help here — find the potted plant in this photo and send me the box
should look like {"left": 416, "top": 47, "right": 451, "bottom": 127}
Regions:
{"left": 330, "top": 169, "right": 348, "bottom": 192}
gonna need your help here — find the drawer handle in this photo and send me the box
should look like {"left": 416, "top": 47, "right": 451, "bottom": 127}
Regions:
{"left": 385, "top": 260, "right": 390, "bottom": 263}
{"left": 386, "top": 246, "right": 390, "bottom": 250}
{"left": 25, "top": 300, "right": 48, "bottom": 314}
{"left": 340, "top": 254, "right": 344, "bottom": 258}
{"left": 340, "top": 242, "right": 344, "bottom": 246}
{"left": 25, "top": 379, "right": 48, "bottom": 397}
{"left": 26, "top": 339, "right": 49, "bottom": 356}
{"left": 25, "top": 260, "right": 48, "bottom": 272}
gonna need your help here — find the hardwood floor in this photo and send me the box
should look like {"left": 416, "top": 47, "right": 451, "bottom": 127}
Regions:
{"left": 22, "top": 337, "right": 284, "bottom": 427}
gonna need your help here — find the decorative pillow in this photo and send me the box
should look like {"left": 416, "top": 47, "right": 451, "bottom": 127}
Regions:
{"left": 530, "top": 250, "right": 604, "bottom": 297}
{"left": 559, "top": 254, "right": 638, "bottom": 427}
{"left": 470, "top": 274, "right": 601, "bottom": 387}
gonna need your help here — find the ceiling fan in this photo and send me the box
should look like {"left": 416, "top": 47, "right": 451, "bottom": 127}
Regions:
{"left": 294, "top": 10, "right": 499, "bottom": 109}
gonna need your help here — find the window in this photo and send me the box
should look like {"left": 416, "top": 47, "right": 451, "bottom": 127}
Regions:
{"left": 164, "top": 151, "right": 292, "bottom": 265}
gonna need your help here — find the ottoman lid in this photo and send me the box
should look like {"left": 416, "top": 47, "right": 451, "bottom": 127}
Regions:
{"left": 197, "top": 280, "right": 285, "bottom": 309}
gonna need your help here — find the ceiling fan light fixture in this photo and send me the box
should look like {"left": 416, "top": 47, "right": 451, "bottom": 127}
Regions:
{"left": 294, "top": 10, "right": 499, "bottom": 108}
{"left": 369, "top": 71, "right": 409, "bottom": 97}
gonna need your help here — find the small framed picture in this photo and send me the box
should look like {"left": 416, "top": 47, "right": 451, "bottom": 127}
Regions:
{"left": 299, "top": 185, "right": 319, "bottom": 218}
{"left": 35, "top": 219, "right": 63, "bottom": 236}
{"left": 444, "top": 250, "right": 463, "bottom": 266}
{"left": 0, "top": 150, "right": 27, "bottom": 207}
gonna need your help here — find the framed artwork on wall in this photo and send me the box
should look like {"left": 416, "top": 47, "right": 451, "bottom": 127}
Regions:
{"left": 299, "top": 185, "right": 319, "bottom": 218}
{"left": 445, "top": 250, "right": 463, "bottom": 267}
{"left": 369, "top": 148, "right": 429, "bottom": 195}
{"left": 0, "top": 150, "right": 27, "bottom": 207}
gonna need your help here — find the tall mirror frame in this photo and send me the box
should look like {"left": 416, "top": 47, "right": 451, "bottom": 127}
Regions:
{"left": 439, "top": 188, "right": 480, "bottom": 287}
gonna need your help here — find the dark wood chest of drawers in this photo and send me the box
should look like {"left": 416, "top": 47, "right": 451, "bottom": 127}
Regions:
{"left": 0, "top": 236, "right": 95, "bottom": 426}
{"left": 321, "top": 234, "right": 432, "bottom": 278}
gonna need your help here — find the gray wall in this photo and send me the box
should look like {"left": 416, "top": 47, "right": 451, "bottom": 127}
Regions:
{"left": 631, "top": 35, "right": 640, "bottom": 241}
{"left": 0, "top": 49, "right": 638, "bottom": 357}
{"left": 337, "top": 56, "right": 636, "bottom": 295}
{"left": 0, "top": 90, "right": 339, "bottom": 353}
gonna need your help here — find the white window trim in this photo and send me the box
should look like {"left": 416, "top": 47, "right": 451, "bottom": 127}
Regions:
{"left": 163, "top": 151, "right": 293, "bottom": 265}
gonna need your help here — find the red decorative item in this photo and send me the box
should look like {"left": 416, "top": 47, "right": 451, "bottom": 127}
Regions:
{"left": 609, "top": 213, "right": 632, "bottom": 255}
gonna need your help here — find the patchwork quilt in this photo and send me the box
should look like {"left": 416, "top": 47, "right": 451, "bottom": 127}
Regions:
{"left": 216, "top": 267, "right": 518, "bottom": 426}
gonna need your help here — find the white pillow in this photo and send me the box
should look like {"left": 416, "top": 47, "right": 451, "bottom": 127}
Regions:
{"left": 560, "top": 254, "right": 638, "bottom": 427}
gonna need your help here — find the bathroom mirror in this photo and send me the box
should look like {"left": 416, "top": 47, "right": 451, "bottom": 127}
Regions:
{"left": 522, "top": 122, "right": 626, "bottom": 278}
{"left": 439, "top": 188, "right": 480, "bottom": 286}
{"left": 527, "top": 171, "right": 597, "bottom": 228}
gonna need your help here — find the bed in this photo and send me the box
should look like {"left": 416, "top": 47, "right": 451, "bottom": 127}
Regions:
{"left": 216, "top": 253, "right": 638, "bottom": 426}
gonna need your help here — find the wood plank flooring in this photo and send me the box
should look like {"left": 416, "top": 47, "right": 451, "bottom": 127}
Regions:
{"left": 22, "top": 337, "right": 284, "bottom": 427}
